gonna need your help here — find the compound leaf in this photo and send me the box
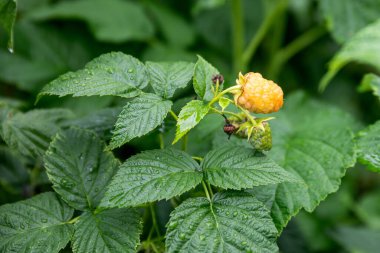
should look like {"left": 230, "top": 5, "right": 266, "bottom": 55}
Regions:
{"left": 0, "top": 192, "right": 74, "bottom": 253}
{"left": 100, "top": 148, "right": 203, "bottom": 208}
{"left": 44, "top": 128, "right": 119, "bottom": 211}
{"left": 202, "top": 147, "right": 299, "bottom": 190}
{"left": 166, "top": 191, "right": 278, "bottom": 253}
{"left": 38, "top": 52, "right": 148, "bottom": 100}
{"left": 109, "top": 93, "right": 172, "bottom": 149}
{"left": 72, "top": 208, "right": 142, "bottom": 253}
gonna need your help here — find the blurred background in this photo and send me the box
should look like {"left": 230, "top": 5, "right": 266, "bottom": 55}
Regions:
{"left": 1, "top": 0, "right": 380, "bottom": 252}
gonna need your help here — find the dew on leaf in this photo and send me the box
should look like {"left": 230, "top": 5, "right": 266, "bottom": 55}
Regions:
{"left": 168, "top": 221, "right": 178, "bottom": 229}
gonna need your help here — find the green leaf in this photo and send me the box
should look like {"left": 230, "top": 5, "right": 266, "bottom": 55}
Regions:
{"left": 0, "top": 192, "right": 74, "bottom": 252}
{"left": 146, "top": 2, "right": 195, "bottom": 48}
{"left": 218, "top": 97, "right": 230, "bottom": 111}
{"left": 1, "top": 109, "right": 73, "bottom": 158}
{"left": 0, "top": 146, "right": 28, "bottom": 186}
{"left": 173, "top": 100, "right": 210, "bottom": 144}
{"left": 109, "top": 93, "right": 172, "bottom": 149}
{"left": 72, "top": 208, "right": 142, "bottom": 253}
{"left": 0, "top": 0, "right": 16, "bottom": 52}
{"left": 193, "top": 55, "right": 219, "bottom": 101}
{"left": 28, "top": 0, "right": 154, "bottom": 42}
{"left": 319, "top": 19, "right": 380, "bottom": 91}
{"left": 0, "top": 21, "right": 91, "bottom": 92}
{"left": 44, "top": 128, "right": 119, "bottom": 211}
{"left": 142, "top": 42, "right": 196, "bottom": 62}
{"left": 100, "top": 148, "right": 203, "bottom": 208}
{"left": 63, "top": 107, "right": 122, "bottom": 137}
{"left": 38, "top": 52, "right": 148, "bottom": 101}
{"left": 358, "top": 73, "right": 380, "bottom": 100}
{"left": 331, "top": 226, "right": 380, "bottom": 253}
{"left": 320, "top": 0, "right": 380, "bottom": 43}
{"left": 355, "top": 190, "right": 380, "bottom": 230}
{"left": 202, "top": 147, "right": 299, "bottom": 190}
{"left": 250, "top": 92, "right": 356, "bottom": 232}
{"left": 356, "top": 120, "right": 380, "bottom": 172}
{"left": 166, "top": 191, "right": 278, "bottom": 253}
{"left": 146, "top": 61, "right": 194, "bottom": 99}
{"left": 192, "top": 0, "right": 226, "bottom": 14}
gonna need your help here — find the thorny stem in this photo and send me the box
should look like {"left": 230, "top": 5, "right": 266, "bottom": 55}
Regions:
{"left": 202, "top": 180, "right": 212, "bottom": 202}
{"left": 242, "top": 0, "right": 288, "bottom": 69}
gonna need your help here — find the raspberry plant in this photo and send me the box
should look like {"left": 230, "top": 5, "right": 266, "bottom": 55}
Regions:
{"left": 1, "top": 0, "right": 380, "bottom": 252}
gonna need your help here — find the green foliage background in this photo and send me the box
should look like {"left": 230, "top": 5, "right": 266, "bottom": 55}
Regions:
{"left": 1, "top": 0, "right": 380, "bottom": 252}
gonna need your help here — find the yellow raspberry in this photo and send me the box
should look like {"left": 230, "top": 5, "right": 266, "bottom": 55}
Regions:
{"left": 234, "top": 72, "right": 283, "bottom": 114}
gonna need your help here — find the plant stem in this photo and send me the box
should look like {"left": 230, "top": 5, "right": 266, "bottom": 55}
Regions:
{"left": 169, "top": 110, "right": 178, "bottom": 121}
{"left": 268, "top": 25, "right": 326, "bottom": 78}
{"left": 208, "top": 85, "right": 240, "bottom": 106}
{"left": 181, "top": 134, "right": 188, "bottom": 152}
{"left": 158, "top": 133, "right": 164, "bottom": 149}
{"left": 231, "top": 0, "right": 244, "bottom": 74}
{"left": 210, "top": 107, "right": 244, "bottom": 120}
{"left": 236, "top": 104, "right": 256, "bottom": 125}
{"left": 150, "top": 242, "right": 160, "bottom": 253}
{"left": 242, "top": 0, "right": 288, "bottom": 69}
{"left": 192, "top": 156, "right": 204, "bottom": 161}
{"left": 149, "top": 203, "right": 160, "bottom": 238}
{"left": 207, "top": 182, "right": 214, "bottom": 198}
{"left": 67, "top": 216, "right": 80, "bottom": 224}
{"left": 202, "top": 180, "right": 212, "bottom": 201}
